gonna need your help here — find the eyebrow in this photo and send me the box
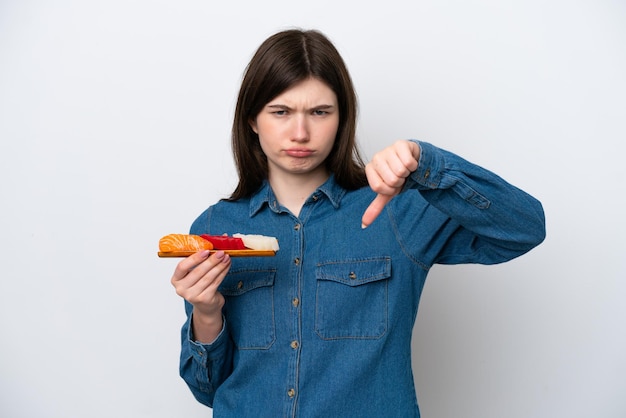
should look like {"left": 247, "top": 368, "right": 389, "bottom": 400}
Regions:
{"left": 266, "top": 104, "right": 336, "bottom": 111}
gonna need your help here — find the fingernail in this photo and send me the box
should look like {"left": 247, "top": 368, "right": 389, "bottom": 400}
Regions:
{"left": 199, "top": 250, "right": 210, "bottom": 258}
{"left": 361, "top": 223, "right": 368, "bottom": 229}
{"left": 222, "top": 253, "right": 230, "bottom": 264}
{"left": 214, "top": 250, "right": 225, "bottom": 260}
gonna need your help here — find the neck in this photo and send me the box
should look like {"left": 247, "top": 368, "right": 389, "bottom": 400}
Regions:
{"left": 269, "top": 169, "right": 330, "bottom": 217}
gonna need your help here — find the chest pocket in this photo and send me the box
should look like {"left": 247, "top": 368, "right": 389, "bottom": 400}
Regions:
{"left": 315, "top": 257, "right": 391, "bottom": 340}
{"left": 220, "top": 269, "right": 276, "bottom": 350}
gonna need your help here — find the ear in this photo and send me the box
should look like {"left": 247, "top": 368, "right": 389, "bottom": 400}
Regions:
{"left": 249, "top": 118, "right": 258, "bottom": 134}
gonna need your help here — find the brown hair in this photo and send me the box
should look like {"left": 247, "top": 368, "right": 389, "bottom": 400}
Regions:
{"left": 228, "top": 29, "right": 367, "bottom": 200}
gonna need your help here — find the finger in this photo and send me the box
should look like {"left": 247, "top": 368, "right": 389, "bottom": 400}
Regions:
{"left": 175, "top": 252, "right": 231, "bottom": 301}
{"left": 361, "top": 193, "right": 393, "bottom": 229}
{"left": 185, "top": 251, "right": 230, "bottom": 286}
{"left": 172, "top": 250, "right": 227, "bottom": 290}
{"left": 197, "top": 269, "right": 228, "bottom": 302}
{"left": 197, "top": 252, "right": 231, "bottom": 294}
{"left": 370, "top": 152, "right": 402, "bottom": 188}
{"left": 381, "top": 142, "right": 418, "bottom": 185}
{"left": 367, "top": 150, "right": 412, "bottom": 192}
{"left": 394, "top": 140, "right": 419, "bottom": 173}
{"left": 365, "top": 162, "right": 398, "bottom": 196}
{"left": 171, "top": 250, "right": 211, "bottom": 283}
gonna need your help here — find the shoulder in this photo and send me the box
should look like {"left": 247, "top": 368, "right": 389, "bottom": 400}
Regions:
{"left": 189, "top": 198, "right": 252, "bottom": 235}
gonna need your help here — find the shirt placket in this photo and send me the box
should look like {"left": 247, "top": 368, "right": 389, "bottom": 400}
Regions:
{"left": 283, "top": 193, "right": 319, "bottom": 417}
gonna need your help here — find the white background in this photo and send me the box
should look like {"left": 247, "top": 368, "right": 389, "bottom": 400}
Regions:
{"left": 1, "top": 1, "right": 625, "bottom": 417}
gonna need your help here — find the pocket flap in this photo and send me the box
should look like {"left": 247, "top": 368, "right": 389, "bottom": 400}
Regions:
{"left": 316, "top": 257, "right": 391, "bottom": 287}
{"left": 220, "top": 269, "right": 276, "bottom": 296}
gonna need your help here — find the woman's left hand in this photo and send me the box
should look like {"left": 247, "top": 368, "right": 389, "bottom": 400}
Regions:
{"left": 362, "top": 140, "right": 420, "bottom": 228}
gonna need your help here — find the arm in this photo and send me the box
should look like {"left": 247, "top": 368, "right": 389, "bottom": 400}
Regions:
{"left": 171, "top": 250, "right": 235, "bottom": 406}
{"left": 363, "top": 140, "right": 546, "bottom": 264}
{"left": 179, "top": 301, "right": 234, "bottom": 407}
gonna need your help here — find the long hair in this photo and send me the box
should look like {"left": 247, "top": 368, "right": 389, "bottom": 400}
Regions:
{"left": 228, "top": 29, "right": 367, "bottom": 200}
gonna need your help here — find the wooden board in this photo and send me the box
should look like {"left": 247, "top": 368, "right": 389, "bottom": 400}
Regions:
{"left": 158, "top": 250, "right": 276, "bottom": 258}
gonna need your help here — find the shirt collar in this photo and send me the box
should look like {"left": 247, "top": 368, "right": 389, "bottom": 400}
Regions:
{"left": 249, "top": 174, "right": 346, "bottom": 217}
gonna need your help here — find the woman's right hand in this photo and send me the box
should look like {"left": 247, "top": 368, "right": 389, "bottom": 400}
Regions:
{"left": 171, "top": 250, "right": 231, "bottom": 343}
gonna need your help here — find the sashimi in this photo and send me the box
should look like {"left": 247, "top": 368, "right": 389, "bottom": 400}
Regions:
{"left": 200, "top": 234, "right": 247, "bottom": 250}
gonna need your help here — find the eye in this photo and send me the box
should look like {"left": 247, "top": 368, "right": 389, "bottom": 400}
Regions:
{"left": 313, "top": 109, "right": 329, "bottom": 116}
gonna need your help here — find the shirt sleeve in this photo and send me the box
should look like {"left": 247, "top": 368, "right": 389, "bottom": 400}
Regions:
{"left": 399, "top": 140, "right": 546, "bottom": 265}
{"left": 178, "top": 300, "right": 234, "bottom": 407}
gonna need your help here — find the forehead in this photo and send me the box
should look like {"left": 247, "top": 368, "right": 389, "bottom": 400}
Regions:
{"left": 268, "top": 77, "right": 337, "bottom": 106}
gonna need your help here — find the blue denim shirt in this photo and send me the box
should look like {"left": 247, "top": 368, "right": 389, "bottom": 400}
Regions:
{"left": 178, "top": 141, "right": 546, "bottom": 417}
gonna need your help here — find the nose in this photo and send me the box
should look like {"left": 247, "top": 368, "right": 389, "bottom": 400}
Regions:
{"left": 290, "top": 114, "right": 309, "bottom": 142}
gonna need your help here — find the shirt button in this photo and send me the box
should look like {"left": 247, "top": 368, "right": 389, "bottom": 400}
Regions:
{"left": 312, "top": 194, "right": 319, "bottom": 201}
{"left": 290, "top": 340, "right": 299, "bottom": 349}
{"left": 349, "top": 272, "right": 357, "bottom": 280}
{"left": 294, "top": 257, "right": 300, "bottom": 265}
{"left": 237, "top": 281, "right": 244, "bottom": 289}
{"left": 294, "top": 223, "right": 301, "bottom": 231}
{"left": 287, "top": 388, "right": 296, "bottom": 398}
{"left": 292, "top": 297, "right": 300, "bottom": 307}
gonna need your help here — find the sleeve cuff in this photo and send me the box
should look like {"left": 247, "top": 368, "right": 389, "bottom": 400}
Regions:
{"left": 187, "top": 314, "right": 229, "bottom": 366}
{"left": 405, "top": 140, "right": 445, "bottom": 190}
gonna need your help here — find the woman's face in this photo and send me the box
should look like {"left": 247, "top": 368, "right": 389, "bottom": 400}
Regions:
{"left": 251, "top": 77, "right": 339, "bottom": 182}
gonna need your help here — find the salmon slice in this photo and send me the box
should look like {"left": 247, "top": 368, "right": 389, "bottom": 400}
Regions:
{"left": 159, "top": 234, "right": 214, "bottom": 252}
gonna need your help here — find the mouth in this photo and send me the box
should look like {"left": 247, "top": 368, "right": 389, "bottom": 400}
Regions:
{"left": 285, "top": 148, "right": 314, "bottom": 158}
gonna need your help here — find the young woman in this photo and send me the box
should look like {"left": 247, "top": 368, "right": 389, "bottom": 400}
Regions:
{"left": 170, "top": 29, "right": 545, "bottom": 417}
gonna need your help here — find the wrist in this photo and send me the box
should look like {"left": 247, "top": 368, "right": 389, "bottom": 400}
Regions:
{"left": 191, "top": 307, "right": 224, "bottom": 344}
{"left": 192, "top": 306, "right": 222, "bottom": 326}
